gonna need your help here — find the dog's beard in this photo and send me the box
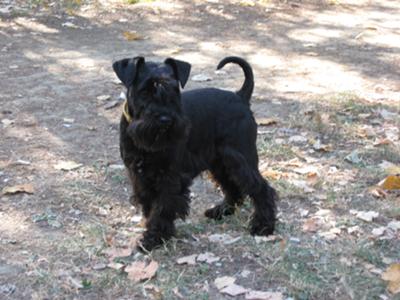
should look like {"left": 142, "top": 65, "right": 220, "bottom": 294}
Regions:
{"left": 127, "top": 116, "right": 189, "bottom": 151}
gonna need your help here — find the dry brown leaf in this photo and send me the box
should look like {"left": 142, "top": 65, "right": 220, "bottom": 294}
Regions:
{"left": 197, "top": 252, "right": 220, "bottom": 264}
{"left": 382, "top": 263, "right": 400, "bottom": 294}
{"left": 220, "top": 284, "right": 248, "bottom": 296}
{"left": 2, "top": 183, "right": 34, "bottom": 195}
{"left": 123, "top": 31, "right": 143, "bottom": 41}
{"left": 256, "top": 117, "right": 278, "bottom": 126}
{"left": 214, "top": 276, "right": 236, "bottom": 290}
{"left": 239, "top": 0, "right": 255, "bottom": 6}
{"left": 350, "top": 210, "right": 379, "bottom": 222}
{"left": 368, "top": 187, "right": 388, "bottom": 199}
{"left": 208, "top": 233, "right": 241, "bottom": 245}
{"left": 302, "top": 218, "right": 320, "bottom": 233}
{"left": 103, "top": 247, "right": 132, "bottom": 261}
{"left": 279, "top": 239, "right": 287, "bottom": 251}
{"left": 373, "top": 138, "right": 393, "bottom": 146}
{"left": 176, "top": 254, "right": 197, "bottom": 265}
{"left": 254, "top": 235, "right": 281, "bottom": 243}
{"left": 246, "top": 290, "right": 284, "bottom": 300}
{"left": 293, "top": 166, "right": 318, "bottom": 175}
{"left": 283, "top": 158, "right": 303, "bottom": 167}
{"left": 371, "top": 227, "right": 386, "bottom": 237}
{"left": 125, "top": 260, "right": 158, "bottom": 283}
{"left": 54, "top": 160, "right": 82, "bottom": 171}
{"left": 379, "top": 175, "right": 400, "bottom": 190}
{"left": 107, "top": 262, "right": 125, "bottom": 271}
{"left": 261, "top": 169, "right": 283, "bottom": 180}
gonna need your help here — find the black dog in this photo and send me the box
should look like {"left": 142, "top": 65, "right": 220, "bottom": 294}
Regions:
{"left": 113, "top": 56, "right": 277, "bottom": 251}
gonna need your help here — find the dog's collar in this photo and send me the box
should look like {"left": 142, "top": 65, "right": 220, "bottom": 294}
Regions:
{"left": 122, "top": 100, "right": 133, "bottom": 123}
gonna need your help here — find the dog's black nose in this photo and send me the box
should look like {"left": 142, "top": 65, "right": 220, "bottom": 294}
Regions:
{"left": 159, "top": 115, "right": 172, "bottom": 125}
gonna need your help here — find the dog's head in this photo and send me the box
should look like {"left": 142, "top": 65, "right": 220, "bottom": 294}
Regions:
{"left": 113, "top": 57, "right": 191, "bottom": 151}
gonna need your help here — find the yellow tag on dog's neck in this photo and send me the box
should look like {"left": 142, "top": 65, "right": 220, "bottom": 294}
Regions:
{"left": 123, "top": 100, "right": 133, "bottom": 123}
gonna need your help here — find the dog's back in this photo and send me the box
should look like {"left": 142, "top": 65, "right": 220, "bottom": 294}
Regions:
{"left": 181, "top": 57, "right": 257, "bottom": 175}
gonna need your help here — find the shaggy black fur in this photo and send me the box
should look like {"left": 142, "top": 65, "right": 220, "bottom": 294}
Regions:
{"left": 113, "top": 56, "right": 277, "bottom": 251}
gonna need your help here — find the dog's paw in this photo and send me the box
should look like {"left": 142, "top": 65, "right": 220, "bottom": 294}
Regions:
{"left": 204, "top": 203, "right": 235, "bottom": 220}
{"left": 249, "top": 217, "right": 275, "bottom": 236}
{"left": 137, "top": 235, "right": 163, "bottom": 253}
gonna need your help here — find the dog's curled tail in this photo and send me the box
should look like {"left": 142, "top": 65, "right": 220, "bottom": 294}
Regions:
{"left": 217, "top": 56, "right": 254, "bottom": 104}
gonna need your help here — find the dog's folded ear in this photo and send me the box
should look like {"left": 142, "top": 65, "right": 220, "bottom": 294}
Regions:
{"left": 164, "top": 58, "right": 191, "bottom": 88}
{"left": 112, "top": 56, "right": 145, "bottom": 88}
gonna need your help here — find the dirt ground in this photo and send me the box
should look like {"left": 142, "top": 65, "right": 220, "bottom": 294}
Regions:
{"left": 0, "top": 0, "right": 399, "bottom": 299}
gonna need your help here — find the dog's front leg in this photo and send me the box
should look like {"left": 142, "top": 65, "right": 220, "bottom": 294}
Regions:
{"left": 138, "top": 174, "right": 191, "bottom": 252}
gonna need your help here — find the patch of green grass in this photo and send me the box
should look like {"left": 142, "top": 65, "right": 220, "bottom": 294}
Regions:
{"left": 258, "top": 137, "right": 296, "bottom": 161}
{"left": 354, "top": 241, "right": 384, "bottom": 266}
{"left": 363, "top": 145, "right": 400, "bottom": 164}
{"left": 274, "top": 179, "right": 304, "bottom": 199}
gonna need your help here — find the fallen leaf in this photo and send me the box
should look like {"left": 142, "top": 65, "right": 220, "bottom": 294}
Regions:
{"left": 379, "top": 175, "right": 400, "bottom": 190}
{"left": 351, "top": 210, "right": 379, "bottom": 222}
{"left": 92, "top": 263, "right": 107, "bottom": 271}
{"left": 191, "top": 74, "right": 212, "bottom": 82}
{"left": 382, "top": 263, "right": 400, "bottom": 294}
{"left": 63, "top": 118, "right": 75, "bottom": 123}
{"left": 96, "top": 95, "right": 111, "bottom": 101}
{"left": 254, "top": 235, "right": 280, "bottom": 243}
{"left": 54, "top": 160, "right": 82, "bottom": 171}
{"left": 368, "top": 187, "right": 388, "bottom": 199}
{"left": 62, "top": 22, "right": 79, "bottom": 29}
{"left": 176, "top": 254, "right": 197, "bottom": 265}
{"left": 103, "top": 247, "right": 132, "bottom": 260}
{"left": 293, "top": 166, "right": 319, "bottom": 176}
{"left": 125, "top": 260, "right": 158, "bottom": 283}
{"left": 123, "top": 31, "right": 143, "bottom": 41}
{"left": 208, "top": 233, "right": 241, "bottom": 245}
{"left": 302, "top": 218, "right": 320, "bottom": 233}
{"left": 68, "top": 277, "right": 84, "bottom": 289}
{"left": 0, "top": 6, "right": 12, "bottom": 14}
{"left": 374, "top": 138, "right": 393, "bottom": 146}
{"left": 241, "top": 270, "right": 251, "bottom": 278}
{"left": 319, "top": 228, "right": 341, "bottom": 240}
{"left": 1, "top": 119, "right": 14, "bottom": 127}
{"left": 239, "top": 0, "right": 255, "bottom": 6}
{"left": 107, "top": 262, "right": 125, "bottom": 271}
{"left": 388, "top": 221, "right": 400, "bottom": 231}
{"left": 256, "top": 118, "right": 278, "bottom": 126}
{"left": 283, "top": 158, "right": 303, "bottom": 167}
{"left": 246, "top": 290, "right": 284, "bottom": 300}
{"left": 299, "top": 209, "right": 309, "bottom": 217}
{"left": 214, "top": 276, "right": 236, "bottom": 290}
{"left": 197, "top": 252, "right": 220, "bottom": 264}
{"left": 371, "top": 227, "right": 386, "bottom": 237}
{"left": 289, "top": 135, "right": 308, "bottom": 144}
{"left": 347, "top": 225, "right": 361, "bottom": 235}
{"left": 2, "top": 183, "right": 34, "bottom": 195}
{"left": 261, "top": 169, "right": 285, "bottom": 180}
{"left": 220, "top": 284, "right": 248, "bottom": 296}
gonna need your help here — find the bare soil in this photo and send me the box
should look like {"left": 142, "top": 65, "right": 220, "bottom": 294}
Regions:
{"left": 0, "top": 0, "right": 399, "bottom": 299}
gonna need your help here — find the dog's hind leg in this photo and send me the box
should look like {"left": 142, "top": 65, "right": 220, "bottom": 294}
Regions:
{"left": 217, "top": 146, "right": 277, "bottom": 236}
{"left": 204, "top": 164, "right": 243, "bottom": 220}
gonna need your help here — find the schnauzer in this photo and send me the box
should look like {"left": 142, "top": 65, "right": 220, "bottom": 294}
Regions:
{"left": 113, "top": 56, "right": 277, "bottom": 251}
